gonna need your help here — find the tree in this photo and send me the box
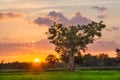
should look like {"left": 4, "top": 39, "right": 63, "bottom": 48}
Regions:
{"left": 83, "top": 53, "right": 98, "bottom": 66}
{"left": 46, "top": 21, "right": 105, "bottom": 71}
{"left": 45, "top": 54, "right": 59, "bottom": 66}
{"left": 60, "top": 52, "right": 69, "bottom": 64}
{"left": 116, "top": 48, "right": 120, "bottom": 63}
{"left": 104, "top": 58, "right": 117, "bottom": 66}
{"left": 0, "top": 60, "right": 4, "bottom": 64}
{"left": 97, "top": 53, "right": 109, "bottom": 66}
{"left": 75, "top": 53, "right": 83, "bottom": 65}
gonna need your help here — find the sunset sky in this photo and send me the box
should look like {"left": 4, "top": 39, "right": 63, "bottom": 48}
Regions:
{"left": 0, "top": 0, "right": 120, "bottom": 62}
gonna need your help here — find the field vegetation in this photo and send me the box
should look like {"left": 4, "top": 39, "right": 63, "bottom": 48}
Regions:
{"left": 0, "top": 70, "right": 120, "bottom": 80}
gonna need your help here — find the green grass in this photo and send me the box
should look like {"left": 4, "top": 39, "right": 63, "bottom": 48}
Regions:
{"left": 0, "top": 70, "right": 120, "bottom": 80}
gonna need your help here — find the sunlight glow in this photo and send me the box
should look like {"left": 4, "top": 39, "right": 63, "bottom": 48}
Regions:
{"left": 34, "top": 58, "right": 40, "bottom": 63}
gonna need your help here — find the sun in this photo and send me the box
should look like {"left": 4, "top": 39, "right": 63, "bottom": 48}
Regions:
{"left": 34, "top": 58, "right": 40, "bottom": 63}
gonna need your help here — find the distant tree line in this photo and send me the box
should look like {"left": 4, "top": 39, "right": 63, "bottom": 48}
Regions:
{"left": 46, "top": 48, "right": 120, "bottom": 67}
{"left": 1, "top": 48, "right": 120, "bottom": 70}
{"left": 0, "top": 61, "right": 31, "bottom": 70}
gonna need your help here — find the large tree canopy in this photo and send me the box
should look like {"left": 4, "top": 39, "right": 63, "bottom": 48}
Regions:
{"left": 46, "top": 21, "right": 106, "bottom": 71}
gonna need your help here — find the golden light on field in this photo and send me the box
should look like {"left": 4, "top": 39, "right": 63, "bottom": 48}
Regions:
{"left": 34, "top": 58, "right": 40, "bottom": 63}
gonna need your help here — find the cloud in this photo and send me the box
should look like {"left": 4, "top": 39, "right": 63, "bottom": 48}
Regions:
{"left": 0, "top": 12, "right": 24, "bottom": 20}
{"left": 0, "top": 39, "right": 120, "bottom": 60}
{"left": 33, "top": 11, "right": 91, "bottom": 26}
{"left": 0, "top": 39, "right": 56, "bottom": 62}
{"left": 47, "top": 11, "right": 69, "bottom": 24}
{"left": 70, "top": 12, "right": 91, "bottom": 25}
{"left": 91, "top": 6, "right": 107, "bottom": 12}
{"left": 98, "top": 13, "right": 106, "bottom": 19}
{"left": 105, "top": 26, "right": 119, "bottom": 32}
{"left": 33, "top": 17, "right": 53, "bottom": 26}
{"left": 91, "top": 6, "right": 108, "bottom": 19}
{"left": 0, "top": 39, "right": 54, "bottom": 56}
{"left": 112, "top": 26, "right": 119, "bottom": 31}
{"left": 33, "top": 39, "right": 55, "bottom": 50}
{"left": 88, "top": 40, "right": 120, "bottom": 52}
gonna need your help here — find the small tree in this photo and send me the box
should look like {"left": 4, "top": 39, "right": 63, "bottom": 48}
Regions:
{"left": 46, "top": 21, "right": 105, "bottom": 71}
{"left": 45, "top": 54, "right": 59, "bottom": 66}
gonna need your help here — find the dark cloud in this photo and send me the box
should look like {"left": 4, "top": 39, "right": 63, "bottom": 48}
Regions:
{"left": 33, "top": 11, "right": 91, "bottom": 26}
{"left": 0, "top": 12, "right": 23, "bottom": 19}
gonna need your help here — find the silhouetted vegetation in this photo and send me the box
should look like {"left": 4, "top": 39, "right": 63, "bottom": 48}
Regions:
{"left": 46, "top": 21, "right": 106, "bottom": 71}
{"left": 0, "top": 61, "right": 31, "bottom": 70}
{"left": 45, "top": 54, "right": 59, "bottom": 67}
{"left": 60, "top": 52, "right": 119, "bottom": 68}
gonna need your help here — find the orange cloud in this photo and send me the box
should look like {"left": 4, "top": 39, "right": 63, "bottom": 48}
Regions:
{"left": 0, "top": 12, "right": 25, "bottom": 23}
{"left": 0, "top": 12, "right": 24, "bottom": 19}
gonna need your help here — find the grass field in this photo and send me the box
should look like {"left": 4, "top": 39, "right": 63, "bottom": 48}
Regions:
{"left": 0, "top": 70, "right": 120, "bottom": 80}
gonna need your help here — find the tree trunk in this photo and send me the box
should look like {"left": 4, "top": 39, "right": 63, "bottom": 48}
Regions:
{"left": 68, "top": 53, "right": 75, "bottom": 71}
